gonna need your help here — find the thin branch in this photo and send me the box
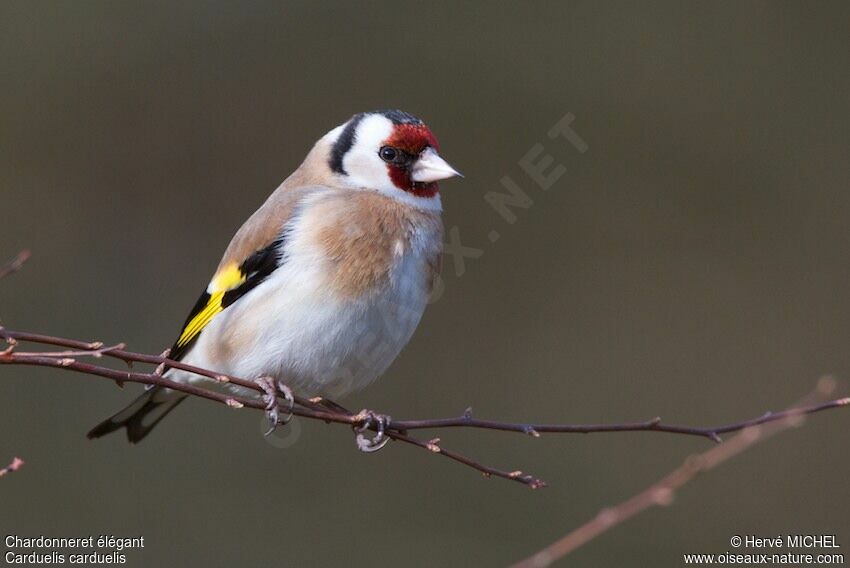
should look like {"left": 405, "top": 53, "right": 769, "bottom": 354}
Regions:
{"left": 0, "top": 250, "right": 31, "bottom": 280}
{"left": 0, "top": 328, "right": 546, "bottom": 487}
{"left": 391, "top": 398, "right": 850, "bottom": 443}
{"left": 510, "top": 377, "right": 847, "bottom": 567}
{"left": 388, "top": 430, "right": 546, "bottom": 489}
{"left": 0, "top": 456, "right": 24, "bottom": 477}
{"left": 1, "top": 328, "right": 847, "bottom": 489}
{"left": 0, "top": 252, "right": 30, "bottom": 480}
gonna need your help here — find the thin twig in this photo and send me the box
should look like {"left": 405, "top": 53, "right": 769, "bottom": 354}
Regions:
{"left": 8, "top": 343, "right": 126, "bottom": 359}
{"left": 0, "top": 250, "right": 31, "bottom": 280}
{"left": 0, "top": 334, "right": 542, "bottom": 487}
{"left": 510, "top": 377, "right": 847, "bottom": 567}
{"left": 391, "top": 398, "right": 850, "bottom": 443}
{"left": 388, "top": 430, "right": 547, "bottom": 489}
{"left": 0, "top": 252, "right": 29, "bottom": 479}
{"left": 0, "top": 456, "right": 25, "bottom": 477}
{"left": 1, "top": 328, "right": 848, "bottom": 489}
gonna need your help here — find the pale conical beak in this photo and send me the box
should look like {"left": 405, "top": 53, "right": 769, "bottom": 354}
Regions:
{"left": 410, "top": 147, "right": 462, "bottom": 183}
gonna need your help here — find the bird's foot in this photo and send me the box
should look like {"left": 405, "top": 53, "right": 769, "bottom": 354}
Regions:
{"left": 255, "top": 377, "right": 295, "bottom": 436}
{"left": 353, "top": 409, "right": 392, "bottom": 453}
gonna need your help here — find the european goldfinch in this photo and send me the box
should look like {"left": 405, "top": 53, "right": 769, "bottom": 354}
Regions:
{"left": 88, "top": 109, "right": 460, "bottom": 443}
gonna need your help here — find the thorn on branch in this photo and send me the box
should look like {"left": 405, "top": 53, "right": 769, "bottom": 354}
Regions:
{"left": 153, "top": 349, "right": 170, "bottom": 375}
{"left": 0, "top": 457, "right": 25, "bottom": 478}
{"left": 524, "top": 426, "right": 541, "bottom": 438}
{"left": 1, "top": 336, "right": 18, "bottom": 357}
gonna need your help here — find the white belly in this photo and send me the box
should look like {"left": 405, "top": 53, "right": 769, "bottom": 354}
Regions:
{"left": 175, "top": 240, "right": 431, "bottom": 399}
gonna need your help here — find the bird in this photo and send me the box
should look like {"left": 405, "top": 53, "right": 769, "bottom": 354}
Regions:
{"left": 87, "top": 109, "right": 461, "bottom": 444}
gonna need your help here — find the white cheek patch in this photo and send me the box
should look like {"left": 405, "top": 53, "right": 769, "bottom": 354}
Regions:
{"left": 342, "top": 115, "right": 395, "bottom": 191}
{"left": 344, "top": 152, "right": 388, "bottom": 188}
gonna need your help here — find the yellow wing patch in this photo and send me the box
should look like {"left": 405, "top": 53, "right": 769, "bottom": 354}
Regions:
{"left": 170, "top": 236, "right": 283, "bottom": 360}
{"left": 174, "top": 263, "right": 245, "bottom": 349}
{"left": 210, "top": 264, "right": 245, "bottom": 293}
{"left": 175, "top": 292, "right": 224, "bottom": 348}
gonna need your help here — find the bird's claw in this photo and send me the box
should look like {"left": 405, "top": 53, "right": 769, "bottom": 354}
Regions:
{"left": 353, "top": 409, "right": 392, "bottom": 453}
{"left": 255, "top": 377, "right": 295, "bottom": 436}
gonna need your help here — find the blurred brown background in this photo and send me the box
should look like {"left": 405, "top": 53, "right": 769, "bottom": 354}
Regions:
{"left": 2, "top": 2, "right": 849, "bottom": 566}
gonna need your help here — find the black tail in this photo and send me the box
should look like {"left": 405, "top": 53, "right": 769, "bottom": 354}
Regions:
{"left": 87, "top": 387, "right": 186, "bottom": 443}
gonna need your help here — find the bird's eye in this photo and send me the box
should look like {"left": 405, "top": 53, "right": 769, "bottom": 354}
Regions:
{"left": 379, "top": 146, "right": 399, "bottom": 163}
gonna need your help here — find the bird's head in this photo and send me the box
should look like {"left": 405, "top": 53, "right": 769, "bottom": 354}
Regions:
{"left": 322, "top": 110, "right": 461, "bottom": 209}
